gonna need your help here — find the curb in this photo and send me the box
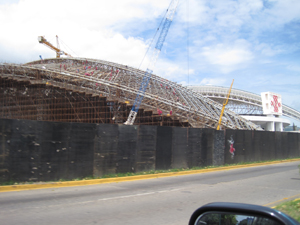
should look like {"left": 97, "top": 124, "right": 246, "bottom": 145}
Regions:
{"left": 265, "top": 194, "right": 300, "bottom": 208}
{"left": 1, "top": 158, "right": 299, "bottom": 193}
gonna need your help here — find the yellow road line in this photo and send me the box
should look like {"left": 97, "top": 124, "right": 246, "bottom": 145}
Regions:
{"left": 264, "top": 194, "right": 300, "bottom": 208}
{"left": 1, "top": 158, "right": 299, "bottom": 193}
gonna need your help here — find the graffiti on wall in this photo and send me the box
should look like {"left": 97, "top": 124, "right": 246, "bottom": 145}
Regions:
{"left": 228, "top": 135, "right": 235, "bottom": 159}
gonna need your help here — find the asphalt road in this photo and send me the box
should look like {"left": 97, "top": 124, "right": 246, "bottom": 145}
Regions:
{"left": 0, "top": 161, "right": 299, "bottom": 225}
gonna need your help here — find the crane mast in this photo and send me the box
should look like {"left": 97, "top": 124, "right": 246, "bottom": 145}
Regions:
{"left": 38, "top": 35, "right": 72, "bottom": 58}
{"left": 124, "top": 0, "right": 179, "bottom": 125}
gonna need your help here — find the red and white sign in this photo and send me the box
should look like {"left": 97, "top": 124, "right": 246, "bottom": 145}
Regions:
{"left": 261, "top": 92, "right": 282, "bottom": 115}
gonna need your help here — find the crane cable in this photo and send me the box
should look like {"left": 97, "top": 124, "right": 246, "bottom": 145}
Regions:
{"left": 187, "top": 0, "right": 189, "bottom": 86}
{"left": 58, "top": 36, "right": 79, "bottom": 57}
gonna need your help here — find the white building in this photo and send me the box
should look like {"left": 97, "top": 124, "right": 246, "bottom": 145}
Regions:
{"left": 189, "top": 86, "right": 300, "bottom": 132}
{"left": 245, "top": 92, "right": 288, "bottom": 131}
{"left": 241, "top": 115, "right": 290, "bottom": 131}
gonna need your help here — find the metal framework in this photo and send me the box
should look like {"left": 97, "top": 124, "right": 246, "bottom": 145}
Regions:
{"left": 125, "top": 0, "right": 179, "bottom": 125}
{"left": 0, "top": 58, "right": 262, "bottom": 130}
{"left": 190, "top": 86, "right": 300, "bottom": 122}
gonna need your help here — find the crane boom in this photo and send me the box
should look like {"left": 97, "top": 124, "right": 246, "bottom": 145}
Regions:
{"left": 216, "top": 79, "right": 234, "bottom": 130}
{"left": 38, "top": 36, "right": 72, "bottom": 58}
{"left": 124, "top": 0, "right": 179, "bottom": 125}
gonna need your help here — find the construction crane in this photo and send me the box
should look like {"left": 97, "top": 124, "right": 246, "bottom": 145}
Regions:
{"left": 124, "top": 0, "right": 179, "bottom": 125}
{"left": 38, "top": 35, "right": 72, "bottom": 58}
{"left": 216, "top": 79, "right": 234, "bottom": 130}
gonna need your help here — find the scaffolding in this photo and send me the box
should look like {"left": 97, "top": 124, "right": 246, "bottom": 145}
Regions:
{"left": 0, "top": 58, "right": 261, "bottom": 129}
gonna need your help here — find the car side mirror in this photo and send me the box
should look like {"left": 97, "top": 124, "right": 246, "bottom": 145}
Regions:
{"left": 193, "top": 211, "right": 281, "bottom": 225}
{"left": 189, "top": 202, "right": 300, "bottom": 225}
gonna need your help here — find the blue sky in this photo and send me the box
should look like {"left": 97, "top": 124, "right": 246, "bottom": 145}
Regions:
{"left": 0, "top": 0, "right": 299, "bottom": 125}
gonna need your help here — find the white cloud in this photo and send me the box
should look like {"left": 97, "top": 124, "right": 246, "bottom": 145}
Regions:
{"left": 261, "top": 0, "right": 300, "bottom": 27}
{"left": 177, "top": 0, "right": 208, "bottom": 25}
{"left": 0, "top": 0, "right": 169, "bottom": 65}
{"left": 287, "top": 65, "right": 300, "bottom": 73}
{"left": 255, "top": 43, "right": 284, "bottom": 56}
{"left": 199, "top": 78, "right": 226, "bottom": 86}
{"left": 155, "top": 59, "right": 191, "bottom": 82}
{"left": 191, "top": 0, "right": 264, "bottom": 32}
{"left": 201, "top": 39, "right": 253, "bottom": 73}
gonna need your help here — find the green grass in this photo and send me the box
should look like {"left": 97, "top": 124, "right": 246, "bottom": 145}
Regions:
{"left": 275, "top": 199, "right": 300, "bottom": 222}
{"left": 0, "top": 181, "right": 17, "bottom": 186}
{"left": 1, "top": 157, "right": 299, "bottom": 186}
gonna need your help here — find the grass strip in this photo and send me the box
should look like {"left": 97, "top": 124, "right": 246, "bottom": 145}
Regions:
{"left": 1, "top": 157, "right": 299, "bottom": 186}
{"left": 275, "top": 198, "right": 300, "bottom": 222}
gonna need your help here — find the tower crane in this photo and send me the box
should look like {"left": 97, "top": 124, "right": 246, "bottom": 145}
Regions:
{"left": 38, "top": 35, "right": 72, "bottom": 58}
{"left": 124, "top": 0, "right": 179, "bottom": 125}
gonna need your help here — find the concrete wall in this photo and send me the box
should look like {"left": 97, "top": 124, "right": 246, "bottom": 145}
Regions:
{"left": 0, "top": 119, "right": 299, "bottom": 182}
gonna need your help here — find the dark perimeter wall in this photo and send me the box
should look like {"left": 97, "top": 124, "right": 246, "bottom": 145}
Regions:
{"left": 0, "top": 119, "right": 299, "bottom": 182}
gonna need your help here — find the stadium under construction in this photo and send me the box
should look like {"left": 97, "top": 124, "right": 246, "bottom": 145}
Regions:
{"left": 0, "top": 57, "right": 265, "bottom": 130}
{"left": 1, "top": 57, "right": 300, "bottom": 131}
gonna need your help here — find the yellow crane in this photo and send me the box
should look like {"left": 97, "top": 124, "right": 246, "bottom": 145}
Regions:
{"left": 216, "top": 79, "right": 234, "bottom": 130}
{"left": 38, "top": 35, "right": 72, "bottom": 58}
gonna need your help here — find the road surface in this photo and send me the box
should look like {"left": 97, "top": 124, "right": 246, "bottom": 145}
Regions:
{"left": 0, "top": 161, "right": 299, "bottom": 225}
